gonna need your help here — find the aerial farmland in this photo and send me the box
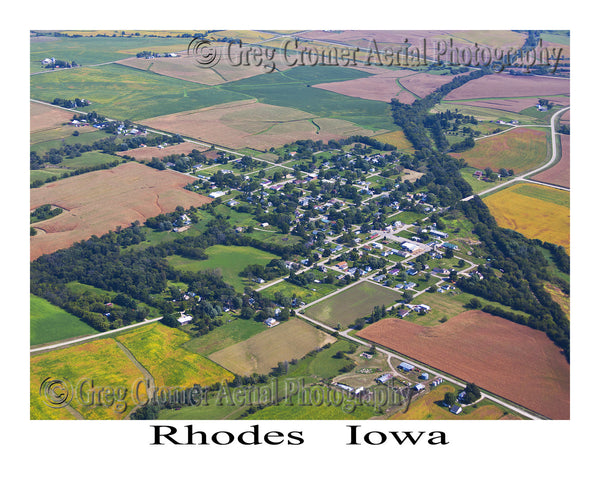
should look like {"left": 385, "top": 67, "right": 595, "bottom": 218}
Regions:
{"left": 29, "top": 29, "right": 570, "bottom": 424}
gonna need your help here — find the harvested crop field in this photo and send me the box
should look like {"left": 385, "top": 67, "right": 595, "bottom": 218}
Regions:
{"left": 30, "top": 101, "right": 76, "bottom": 131}
{"left": 142, "top": 100, "right": 376, "bottom": 150}
{"left": 30, "top": 162, "right": 211, "bottom": 260}
{"left": 445, "top": 73, "right": 570, "bottom": 100}
{"left": 451, "top": 127, "right": 548, "bottom": 173}
{"left": 116, "top": 46, "right": 290, "bottom": 86}
{"left": 446, "top": 96, "right": 569, "bottom": 113}
{"left": 313, "top": 70, "right": 417, "bottom": 103}
{"left": 313, "top": 71, "right": 465, "bottom": 103}
{"left": 483, "top": 183, "right": 570, "bottom": 253}
{"left": 116, "top": 141, "right": 207, "bottom": 161}
{"left": 532, "top": 134, "right": 570, "bottom": 188}
{"left": 372, "top": 130, "right": 414, "bottom": 151}
{"left": 208, "top": 318, "right": 335, "bottom": 376}
{"left": 359, "top": 311, "right": 570, "bottom": 419}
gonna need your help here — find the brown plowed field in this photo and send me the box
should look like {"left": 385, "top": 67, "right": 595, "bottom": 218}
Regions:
{"left": 30, "top": 101, "right": 74, "bottom": 131}
{"left": 142, "top": 100, "right": 377, "bottom": 150}
{"left": 313, "top": 71, "right": 465, "bottom": 103}
{"left": 532, "top": 134, "right": 570, "bottom": 188}
{"left": 313, "top": 70, "right": 417, "bottom": 103}
{"left": 116, "top": 44, "right": 292, "bottom": 86}
{"left": 30, "top": 162, "right": 211, "bottom": 260}
{"left": 116, "top": 141, "right": 207, "bottom": 161}
{"left": 445, "top": 74, "right": 570, "bottom": 100}
{"left": 358, "top": 311, "right": 570, "bottom": 419}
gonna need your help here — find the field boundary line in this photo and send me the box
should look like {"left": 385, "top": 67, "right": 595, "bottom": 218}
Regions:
{"left": 30, "top": 317, "right": 162, "bottom": 353}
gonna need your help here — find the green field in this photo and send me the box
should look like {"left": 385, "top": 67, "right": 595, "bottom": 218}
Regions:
{"left": 30, "top": 168, "right": 67, "bottom": 184}
{"left": 284, "top": 339, "right": 355, "bottom": 379}
{"left": 30, "top": 294, "right": 98, "bottom": 346}
{"left": 182, "top": 317, "right": 265, "bottom": 356}
{"left": 30, "top": 63, "right": 249, "bottom": 120}
{"left": 403, "top": 290, "right": 530, "bottom": 326}
{"left": 167, "top": 245, "right": 280, "bottom": 292}
{"left": 223, "top": 66, "right": 396, "bottom": 131}
{"left": 304, "top": 281, "right": 401, "bottom": 328}
{"left": 261, "top": 278, "right": 340, "bottom": 304}
{"left": 30, "top": 35, "right": 189, "bottom": 70}
{"left": 208, "top": 318, "right": 335, "bottom": 376}
{"left": 30, "top": 129, "right": 111, "bottom": 150}
{"left": 510, "top": 183, "right": 569, "bottom": 208}
{"left": 385, "top": 209, "right": 428, "bottom": 225}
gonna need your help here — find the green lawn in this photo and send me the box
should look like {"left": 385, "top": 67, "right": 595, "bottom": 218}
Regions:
{"left": 30, "top": 294, "right": 97, "bottom": 345}
{"left": 167, "top": 245, "right": 280, "bottom": 292}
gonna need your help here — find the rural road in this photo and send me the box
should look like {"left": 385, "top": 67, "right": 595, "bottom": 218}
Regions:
{"left": 461, "top": 105, "right": 570, "bottom": 201}
{"left": 30, "top": 317, "right": 162, "bottom": 353}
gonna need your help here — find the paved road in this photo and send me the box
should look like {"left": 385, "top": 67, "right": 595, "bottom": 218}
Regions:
{"left": 30, "top": 317, "right": 162, "bottom": 353}
{"left": 462, "top": 106, "right": 570, "bottom": 201}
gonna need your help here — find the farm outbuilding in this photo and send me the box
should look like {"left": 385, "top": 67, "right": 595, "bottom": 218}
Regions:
{"left": 398, "top": 362, "right": 414, "bottom": 372}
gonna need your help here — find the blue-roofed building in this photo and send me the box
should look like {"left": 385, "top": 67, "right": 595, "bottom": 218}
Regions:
{"left": 398, "top": 362, "right": 414, "bottom": 372}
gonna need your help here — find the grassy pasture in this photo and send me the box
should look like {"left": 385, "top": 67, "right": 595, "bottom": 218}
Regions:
{"left": 30, "top": 294, "right": 98, "bottom": 346}
{"left": 304, "top": 281, "right": 401, "bottom": 328}
{"left": 167, "top": 245, "right": 279, "bottom": 292}
{"left": 30, "top": 338, "right": 144, "bottom": 419}
{"left": 208, "top": 318, "right": 335, "bottom": 376}
{"left": 483, "top": 183, "right": 570, "bottom": 253}
{"left": 116, "top": 322, "right": 234, "bottom": 388}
